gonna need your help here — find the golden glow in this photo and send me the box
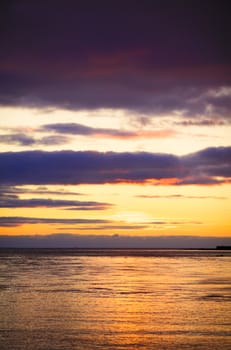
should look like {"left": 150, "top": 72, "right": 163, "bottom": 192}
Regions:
{"left": 0, "top": 182, "right": 230, "bottom": 237}
{"left": 111, "top": 211, "right": 153, "bottom": 223}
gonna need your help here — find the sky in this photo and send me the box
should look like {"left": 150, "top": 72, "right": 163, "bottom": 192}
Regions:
{"left": 0, "top": 0, "right": 231, "bottom": 248}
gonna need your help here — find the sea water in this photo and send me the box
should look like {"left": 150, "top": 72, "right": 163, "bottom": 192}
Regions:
{"left": 0, "top": 249, "right": 230, "bottom": 349}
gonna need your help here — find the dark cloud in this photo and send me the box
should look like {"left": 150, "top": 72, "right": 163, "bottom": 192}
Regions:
{"left": 0, "top": 183, "right": 100, "bottom": 212}
{"left": 0, "top": 185, "right": 83, "bottom": 197}
{"left": 61, "top": 225, "right": 149, "bottom": 231}
{"left": 42, "top": 123, "right": 136, "bottom": 139}
{"left": 150, "top": 220, "right": 202, "bottom": 225}
{"left": 38, "top": 135, "right": 70, "bottom": 145}
{"left": 0, "top": 125, "right": 176, "bottom": 149}
{"left": 0, "top": 133, "right": 35, "bottom": 146}
{"left": 181, "top": 147, "right": 231, "bottom": 183}
{"left": 0, "top": 196, "right": 112, "bottom": 210}
{"left": 0, "top": 233, "right": 231, "bottom": 249}
{"left": 0, "top": 150, "right": 180, "bottom": 185}
{"left": 0, "top": 124, "right": 175, "bottom": 148}
{"left": 0, "top": 215, "right": 202, "bottom": 229}
{"left": 58, "top": 220, "right": 201, "bottom": 231}
{"left": 42, "top": 123, "right": 132, "bottom": 138}
{"left": 0, "top": 1, "right": 230, "bottom": 117}
{"left": 175, "top": 118, "right": 228, "bottom": 127}
{"left": 42, "top": 123, "right": 175, "bottom": 139}
{"left": 0, "top": 216, "right": 109, "bottom": 227}
{"left": 0, "top": 147, "right": 230, "bottom": 186}
{"left": 0, "top": 133, "right": 70, "bottom": 146}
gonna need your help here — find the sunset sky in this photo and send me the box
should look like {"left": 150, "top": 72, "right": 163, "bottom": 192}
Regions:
{"left": 0, "top": 0, "right": 230, "bottom": 248}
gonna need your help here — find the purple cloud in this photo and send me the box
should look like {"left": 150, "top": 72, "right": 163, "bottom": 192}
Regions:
{"left": 0, "top": 197, "right": 113, "bottom": 210}
{"left": 0, "top": 133, "right": 35, "bottom": 146}
{"left": 0, "top": 133, "right": 70, "bottom": 146}
{"left": 0, "top": 147, "right": 230, "bottom": 186}
{"left": 0, "top": 1, "right": 230, "bottom": 120}
{"left": 42, "top": 123, "right": 133, "bottom": 138}
{"left": 0, "top": 150, "right": 181, "bottom": 184}
{"left": 0, "top": 151, "right": 221, "bottom": 186}
{"left": 41, "top": 123, "right": 174, "bottom": 139}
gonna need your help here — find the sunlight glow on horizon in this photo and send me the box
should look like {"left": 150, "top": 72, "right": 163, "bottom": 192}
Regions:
{"left": 0, "top": 182, "right": 230, "bottom": 238}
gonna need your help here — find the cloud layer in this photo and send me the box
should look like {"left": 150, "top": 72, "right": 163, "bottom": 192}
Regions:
{"left": 0, "top": 0, "right": 230, "bottom": 120}
{"left": 0, "top": 147, "right": 230, "bottom": 186}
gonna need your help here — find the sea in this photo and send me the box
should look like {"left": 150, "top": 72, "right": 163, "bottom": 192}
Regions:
{"left": 0, "top": 248, "right": 230, "bottom": 350}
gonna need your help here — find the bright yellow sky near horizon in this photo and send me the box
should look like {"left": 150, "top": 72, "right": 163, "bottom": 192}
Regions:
{"left": 0, "top": 182, "right": 230, "bottom": 237}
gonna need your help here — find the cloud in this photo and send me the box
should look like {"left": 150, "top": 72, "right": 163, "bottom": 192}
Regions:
{"left": 138, "top": 194, "right": 227, "bottom": 200}
{"left": 0, "top": 147, "right": 230, "bottom": 186}
{"left": 181, "top": 147, "right": 231, "bottom": 183}
{"left": 0, "top": 124, "right": 175, "bottom": 149}
{"left": 0, "top": 185, "right": 111, "bottom": 210}
{"left": 175, "top": 117, "right": 228, "bottom": 127}
{"left": 0, "top": 1, "right": 230, "bottom": 119}
{"left": 0, "top": 215, "right": 202, "bottom": 229}
{"left": 59, "top": 225, "right": 149, "bottom": 231}
{"left": 0, "top": 197, "right": 112, "bottom": 210}
{"left": 0, "top": 133, "right": 35, "bottom": 146}
{"left": 38, "top": 135, "right": 70, "bottom": 145}
{"left": 0, "top": 217, "right": 110, "bottom": 227}
{"left": 0, "top": 233, "right": 231, "bottom": 248}
{"left": 42, "top": 123, "right": 133, "bottom": 138}
{"left": 0, "top": 133, "right": 70, "bottom": 146}
{"left": 150, "top": 220, "right": 202, "bottom": 226}
{"left": 0, "top": 185, "right": 83, "bottom": 197}
{"left": 0, "top": 150, "right": 181, "bottom": 185}
{"left": 42, "top": 123, "right": 175, "bottom": 139}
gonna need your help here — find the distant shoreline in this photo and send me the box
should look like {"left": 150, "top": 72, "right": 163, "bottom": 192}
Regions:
{"left": 0, "top": 247, "right": 221, "bottom": 250}
{"left": 1, "top": 247, "right": 231, "bottom": 257}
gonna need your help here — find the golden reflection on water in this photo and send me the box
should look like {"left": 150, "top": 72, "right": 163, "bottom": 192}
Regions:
{"left": 0, "top": 251, "right": 231, "bottom": 349}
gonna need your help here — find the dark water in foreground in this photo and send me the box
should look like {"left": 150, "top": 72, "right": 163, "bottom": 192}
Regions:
{"left": 0, "top": 249, "right": 231, "bottom": 350}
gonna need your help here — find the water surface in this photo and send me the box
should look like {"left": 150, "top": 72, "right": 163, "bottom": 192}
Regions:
{"left": 0, "top": 249, "right": 230, "bottom": 349}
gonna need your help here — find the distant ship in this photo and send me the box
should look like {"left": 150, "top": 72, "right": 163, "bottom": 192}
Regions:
{"left": 216, "top": 246, "right": 231, "bottom": 250}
